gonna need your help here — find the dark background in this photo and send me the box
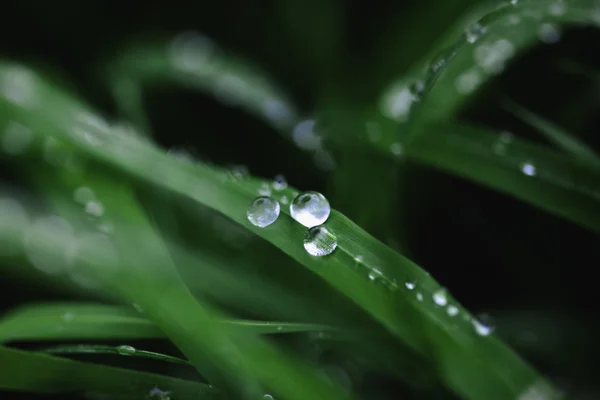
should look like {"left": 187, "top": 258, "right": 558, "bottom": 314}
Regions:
{"left": 1, "top": 0, "right": 600, "bottom": 398}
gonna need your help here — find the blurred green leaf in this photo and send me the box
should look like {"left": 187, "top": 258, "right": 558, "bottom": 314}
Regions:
{"left": 0, "top": 346, "right": 220, "bottom": 399}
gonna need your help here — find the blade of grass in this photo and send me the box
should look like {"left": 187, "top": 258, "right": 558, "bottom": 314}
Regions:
{"left": 42, "top": 344, "right": 191, "bottom": 365}
{"left": 0, "top": 303, "right": 330, "bottom": 343}
{"left": 0, "top": 346, "right": 220, "bottom": 399}
{"left": 0, "top": 62, "right": 560, "bottom": 400}
{"left": 503, "top": 100, "right": 600, "bottom": 167}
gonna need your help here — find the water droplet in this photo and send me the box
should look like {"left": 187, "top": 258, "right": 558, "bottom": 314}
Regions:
{"left": 354, "top": 255, "right": 364, "bottom": 264}
{"left": 472, "top": 314, "right": 495, "bottom": 336}
{"left": 0, "top": 198, "right": 29, "bottom": 256}
{"left": 390, "top": 142, "right": 403, "bottom": 157}
{"left": 258, "top": 183, "right": 272, "bottom": 196}
{"left": 521, "top": 162, "right": 536, "bottom": 177}
{"left": 290, "top": 191, "right": 331, "bottom": 228}
{"left": 381, "top": 85, "right": 418, "bottom": 122}
{"left": 409, "top": 80, "right": 425, "bottom": 97}
{"left": 230, "top": 165, "right": 249, "bottom": 180}
{"left": 247, "top": 197, "right": 280, "bottom": 228}
{"left": 2, "top": 121, "right": 34, "bottom": 155}
{"left": 455, "top": 68, "right": 482, "bottom": 94}
{"left": 433, "top": 289, "right": 448, "bottom": 306}
{"left": 416, "top": 292, "right": 424, "bottom": 302}
{"left": 62, "top": 312, "right": 75, "bottom": 323}
{"left": 272, "top": 175, "right": 287, "bottom": 191}
{"left": 447, "top": 305, "right": 459, "bottom": 317}
{"left": 405, "top": 281, "right": 415, "bottom": 290}
{"left": 263, "top": 395, "right": 274, "bottom": 400}
{"left": 465, "top": 23, "right": 486, "bottom": 43}
{"left": 25, "top": 216, "right": 73, "bottom": 274}
{"left": 276, "top": 325, "right": 283, "bottom": 332}
{"left": 538, "top": 24, "right": 561, "bottom": 44}
{"left": 147, "top": 387, "right": 171, "bottom": 400}
{"left": 368, "top": 268, "right": 384, "bottom": 282}
{"left": 474, "top": 39, "right": 514, "bottom": 74}
{"left": 280, "top": 195, "right": 289, "bottom": 205}
{"left": 97, "top": 222, "right": 114, "bottom": 234}
{"left": 85, "top": 201, "right": 104, "bottom": 217}
{"left": 509, "top": 0, "right": 518, "bottom": 5}
{"left": 548, "top": 2, "right": 566, "bottom": 16}
{"left": 303, "top": 225, "right": 337, "bottom": 256}
{"left": 493, "top": 131, "right": 514, "bottom": 155}
{"left": 293, "top": 120, "right": 322, "bottom": 150}
{"left": 117, "top": 345, "right": 136, "bottom": 356}
{"left": 74, "top": 187, "right": 95, "bottom": 205}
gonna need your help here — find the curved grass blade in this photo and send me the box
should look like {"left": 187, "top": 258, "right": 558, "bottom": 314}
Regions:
{"left": 0, "top": 303, "right": 331, "bottom": 343}
{"left": 0, "top": 346, "right": 219, "bottom": 399}
{"left": 503, "top": 100, "right": 600, "bottom": 167}
{"left": 403, "top": 122, "right": 600, "bottom": 232}
{"left": 42, "top": 344, "right": 190, "bottom": 365}
{"left": 407, "top": 0, "right": 600, "bottom": 132}
{"left": 108, "top": 34, "right": 299, "bottom": 135}
{"left": 0, "top": 63, "right": 559, "bottom": 400}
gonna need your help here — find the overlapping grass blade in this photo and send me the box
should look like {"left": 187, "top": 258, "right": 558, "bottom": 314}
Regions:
{"left": 0, "top": 62, "right": 557, "bottom": 400}
{"left": 42, "top": 344, "right": 190, "bottom": 365}
{"left": 504, "top": 100, "right": 600, "bottom": 167}
{"left": 0, "top": 303, "right": 329, "bottom": 343}
{"left": 0, "top": 346, "right": 219, "bottom": 399}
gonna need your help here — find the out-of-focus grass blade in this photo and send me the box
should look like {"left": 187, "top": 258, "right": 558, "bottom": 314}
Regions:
{"left": 0, "top": 346, "right": 220, "bottom": 399}
{"left": 504, "top": 100, "right": 600, "bottom": 167}
{"left": 0, "top": 63, "right": 558, "bottom": 400}
{"left": 0, "top": 303, "right": 331, "bottom": 343}
{"left": 405, "top": 0, "right": 600, "bottom": 132}
{"left": 403, "top": 122, "right": 600, "bottom": 232}
{"left": 109, "top": 34, "right": 299, "bottom": 134}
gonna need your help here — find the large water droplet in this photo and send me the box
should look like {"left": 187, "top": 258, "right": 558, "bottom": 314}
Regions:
{"left": 2, "top": 121, "right": 34, "bottom": 155}
{"left": 290, "top": 191, "right": 331, "bottom": 228}
{"left": 117, "top": 345, "right": 136, "bottom": 356}
{"left": 272, "top": 174, "right": 287, "bottom": 191}
{"left": 247, "top": 197, "right": 280, "bottom": 228}
{"left": 303, "top": 225, "right": 337, "bottom": 256}
{"left": 465, "top": 23, "right": 486, "bottom": 43}
{"left": 433, "top": 289, "right": 448, "bottom": 306}
{"left": 472, "top": 314, "right": 495, "bottom": 336}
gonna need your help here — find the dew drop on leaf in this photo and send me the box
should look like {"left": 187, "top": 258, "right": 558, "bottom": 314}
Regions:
{"left": 303, "top": 225, "right": 337, "bottom": 256}
{"left": 117, "top": 345, "right": 136, "bottom": 356}
{"left": 247, "top": 197, "right": 280, "bottom": 228}
{"left": 290, "top": 191, "right": 331, "bottom": 228}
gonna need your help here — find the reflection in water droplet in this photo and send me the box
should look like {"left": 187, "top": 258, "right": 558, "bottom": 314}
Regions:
{"left": 117, "top": 345, "right": 136, "bottom": 356}
{"left": 538, "top": 24, "right": 561, "bottom": 44}
{"left": 521, "top": 162, "right": 536, "bottom": 177}
{"left": 293, "top": 120, "right": 321, "bottom": 150}
{"left": 303, "top": 225, "right": 337, "bottom": 256}
{"left": 472, "top": 314, "right": 495, "bottom": 336}
{"left": 447, "top": 305, "right": 459, "bottom": 317}
{"left": 433, "top": 289, "right": 448, "bottom": 306}
{"left": 2, "top": 121, "right": 34, "bottom": 155}
{"left": 25, "top": 216, "right": 73, "bottom": 274}
{"left": 247, "top": 197, "right": 280, "bottom": 228}
{"left": 465, "top": 23, "right": 486, "bottom": 43}
{"left": 405, "top": 281, "right": 415, "bottom": 290}
{"left": 0, "top": 198, "right": 29, "bottom": 256}
{"left": 85, "top": 201, "right": 104, "bottom": 217}
{"left": 272, "top": 175, "right": 287, "bottom": 191}
{"left": 290, "top": 191, "right": 331, "bottom": 228}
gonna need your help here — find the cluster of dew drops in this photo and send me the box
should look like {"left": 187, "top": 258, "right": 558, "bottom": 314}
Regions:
{"left": 246, "top": 175, "right": 336, "bottom": 257}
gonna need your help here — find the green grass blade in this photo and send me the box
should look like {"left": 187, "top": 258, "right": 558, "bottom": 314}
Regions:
{"left": 403, "top": 122, "right": 600, "bottom": 232}
{"left": 0, "top": 303, "right": 331, "bottom": 343}
{"left": 109, "top": 35, "right": 299, "bottom": 134}
{"left": 42, "top": 344, "right": 191, "bottom": 365}
{"left": 504, "top": 100, "right": 600, "bottom": 167}
{"left": 0, "top": 62, "right": 560, "bottom": 400}
{"left": 0, "top": 346, "right": 220, "bottom": 399}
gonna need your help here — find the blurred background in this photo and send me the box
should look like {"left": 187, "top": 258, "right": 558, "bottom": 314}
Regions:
{"left": 1, "top": 0, "right": 600, "bottom": 399}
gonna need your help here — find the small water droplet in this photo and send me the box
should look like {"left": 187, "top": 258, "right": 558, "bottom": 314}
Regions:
{"left": 272, "top": 174, "right": 287, "bottom": 191}
{"left": 465, "top": 23, "right": 486, "bottom": 43}
{"left": 521, "top": 162, "right": 536, "bottom": 176}
{"left": 85, "top": 201, "right": 104, "bottom": 217}
{"left": 2, "top": 121, "right": 34, "bottom": 155}
{"left": 258, "top": 183, "right": 272, "bottom": 196}
{"left": 390, "top": 142, "right": 403, "bottom": 157}
{"left": 416, "top": 292, "right": 424, "bottom": 302}
{"left": 405, "top": 281, "right": 415, "bottom": 290}
{"left": 303, "top": 225, "right": 337, "bottom": 256}
{"left": 247, "top": 197, "right": 280, "bottom": 228}
{"left": 548, "top": 1, "right": 566, "bottom": 16}
{"left": 509, "top": 0, "right": 518, "bottom": 5}
{"left": 74, "top": 187, "right": 95, "bottom": 205}
{"left": 280, "top": 195, "right": 289, "bottom": 205}
{"left": 538, "top": 24, "right": 561, "bottom": 44}
{"left": 117, "top": 345, "right": 136, "bottom": 356}
{"left": 293, "top": 120, "right": 322, "bottom": 150}
{"left": 455, "top": 68, "right": 482, "bottom": 94}
{"left": 493, "top": 131, "right": 514, "bottom": 155}
{"left": 472, "top": 314, "right": 495, "bottom": 336}
{"left": 148, "top": 386, "right": 171, "bottom": 400}
{"left": 230, "top": 165, "right": 249, "bottom": 180}
{"left": 381, "top": 85, "right": 418, "bottom": 122}
{"left": 433, "top": 289, "right": 448, "bottom": 306}
{"left": 368, "top": 268, "right": 384, "bottom": 282}
{"left": 354, "top": 255, "right": 364, "bottom": 264}
{"left": 263, "top": 395, "right": 274, "bottom": 400}
{"left": 447, "top": 305, "right": 459, "bottom": 317}
{"left": 290, "top": 191, "right": 331, "bottom": 228}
